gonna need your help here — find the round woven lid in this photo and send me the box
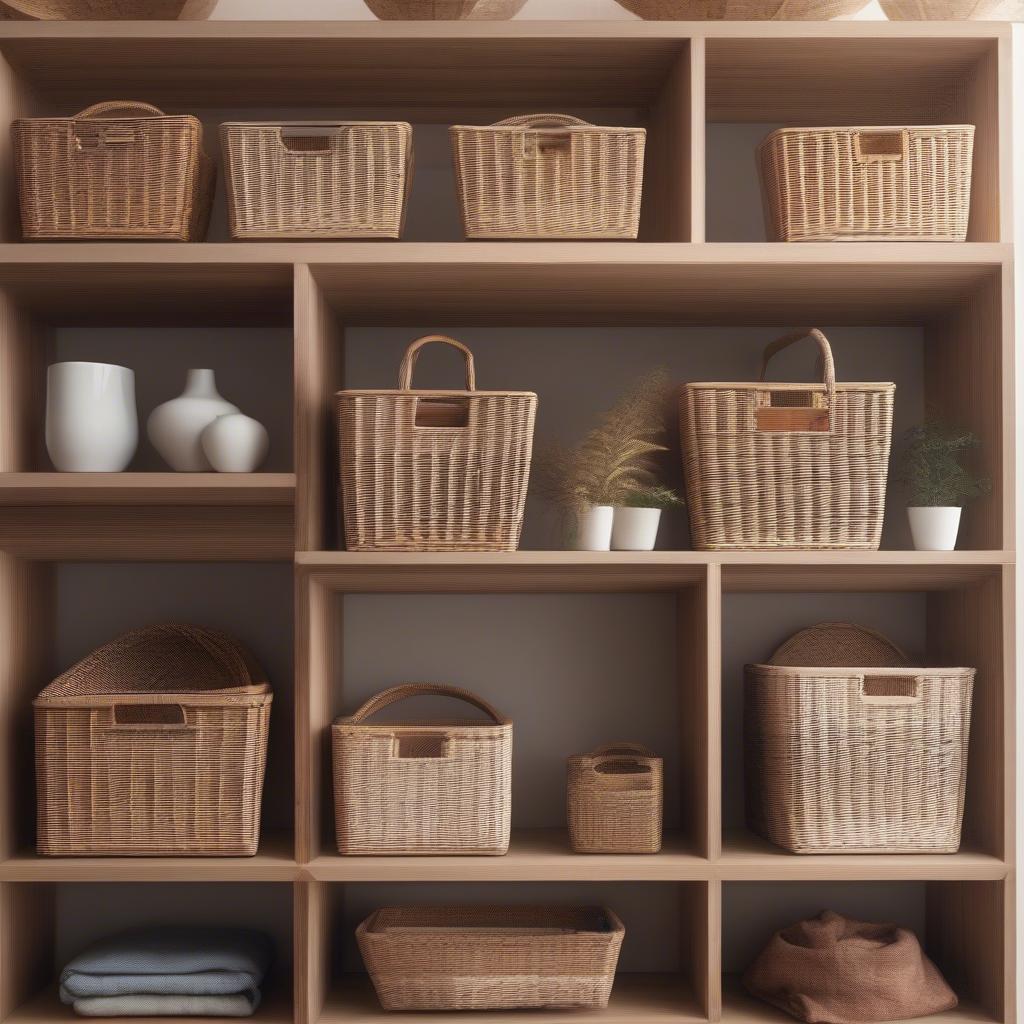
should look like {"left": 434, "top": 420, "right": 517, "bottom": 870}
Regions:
{"left": 768, "top": 622, "right": 911, "bottom": 669}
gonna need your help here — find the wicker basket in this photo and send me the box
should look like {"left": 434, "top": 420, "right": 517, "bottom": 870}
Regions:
{"left": 221, "top": 121, "right": 413, "bottom": 240}
{"left": 365, "top": 0, "right": 527, "bottom": 16}
{"left": 35, "top": 623, "right": 272, "bottom": 857}
{"left": 358, "top": 906, "right": 624, "bottom": 1011}
{"left": 0, "top": 1, "right": 214, "bottom": 16}
{"left": 614, "top": 1, "right": 868, "bottom": 16}
{"left": 451, "top": 114, "right": 646, "bottom": 239}
{"left": 745, "top": 623, "right": 974, "bottom": 854}
{"left": 333, "top": 684, "right": 512, "bottom": 855}
{"left": 680, "top": 328, "right": 895, "bottom": 551}
{"left": 14, "top": 100, "right": 213, "bottom": 241}
{"left": 880, "top": 1, "right": 1023, "bottom": 18}
{"left": 336, "top": 335, "right": 537, "bottom": 552}
{"left": 758, "top": 125, "right": 975, "bottom": 242}
{"left": 567, "top": 743, "right": 663, "bottom": 854}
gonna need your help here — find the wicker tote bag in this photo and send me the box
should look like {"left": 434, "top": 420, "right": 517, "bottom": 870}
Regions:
{"left": 35, "top": 623, "right": 272, "bottom": 856}
{"left": 680, "top": 329, "right": 895, "bottom": 551}
{"left": 14, "top": 100, "right": 213, "bottom": 241}
{"left": 336, "top": 335, "right": 537, "bottom": 551}
{"left": 333, "top": 684, "right": 512, "bottom": 855}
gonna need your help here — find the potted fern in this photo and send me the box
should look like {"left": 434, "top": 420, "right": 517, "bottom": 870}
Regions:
{"left": 897, "top": 420, "right": 990, "bottom": 551}
{"left": 611, "top": 485, "right": 681, "bottom": 551}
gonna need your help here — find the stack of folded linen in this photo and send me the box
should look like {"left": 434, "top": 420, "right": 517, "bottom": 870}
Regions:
{"left": 59, "top": 926, "right": 273, "bottom": 1018}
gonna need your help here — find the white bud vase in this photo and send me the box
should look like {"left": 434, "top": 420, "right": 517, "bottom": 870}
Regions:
{"left": 908, "top": 506, "right": 962, "bottom": 551}
{"left": 147, "top": 369, "right": 239, "bottom": 472}
{"left": 46, "top": 361, "right": 138, "bottom": 472}
{"left": 201, "top": 413, "right": 269, "bottom": 473}
{"left": 572, "top": 505, "right": 614, "bottom": 551}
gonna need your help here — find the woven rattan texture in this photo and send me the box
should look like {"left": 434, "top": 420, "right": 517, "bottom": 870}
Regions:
{"left": 880, "top": 1, "right": 1024, "bottom": 18}
{"left": 451, "top": 114, "right": 645, "bottom": 239}
{"left": 680, "top": 329, "right": 895, "bottom": 551}
{"left": 614, "top": 1, "right": 868, "bottom": 15}
{"left": 567, "top": 743, "right": 663, "bottom": 854}
{"left": 337, "top": 335, "right": 537, "bottom": 552}
{"left": 0, "top": 1, "right": 210, "bottom": 16}
{"left": 770, "top": 622, "right": 911, "bottom": 669}
{"left": 14, "top": 101, "right": 213, "bottom": 241}
{"left": 221, "top": 122, "right": 412, "bottom": 239}
{"left": 758, "top": 125, "right": 974, "bottom": 241}
{"left": 333, "top": 684, "right": 512, "bottom": 855}
{"left": 357, "top": 906, "right": 624, "bottom": 1011}
{"left": 364, "top": 0, "right": 527, "bottom": 16}
{"left": 35, "top": 623, "right": 271, "bottom": 856}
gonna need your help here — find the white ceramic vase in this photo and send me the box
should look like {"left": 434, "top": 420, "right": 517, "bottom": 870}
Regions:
{"left": 572, "top": 505, "right": 614, "bottom": 551}
{"left": 908, "top": 506, "right": 962, "bottom": 551}
{"left": 611, "top": 507, "right": 662, "bottom": 551}
{"left": 45, "top": 361, "right": 137, "bottom": 472}
{"left": 201, "top": 413, "right": 269, "bottom": 473}
{"left": 147, "top": 369, "right": 239, "bottom": 472}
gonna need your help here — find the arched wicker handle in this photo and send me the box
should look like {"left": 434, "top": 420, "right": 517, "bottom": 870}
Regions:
{"left": 495, "top": 113, "right": 590, "bottom": 129}
{"left": 398, "top": 335, "right": 476, "bottom": 392}
{"left": 75, "top": 101, "right": 166, "bottom": 120}
{"left": 347, "top": 683, "right": 507, "bottom": 725}
{"left": 758, "top": 328, "right": 837, "bottom": 409}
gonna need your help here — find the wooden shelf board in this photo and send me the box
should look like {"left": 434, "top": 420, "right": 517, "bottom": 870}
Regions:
{"left": 308, "top": 829, "right": 703, "bottom": 882}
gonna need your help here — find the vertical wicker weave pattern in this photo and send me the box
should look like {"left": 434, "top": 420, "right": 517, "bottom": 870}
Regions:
{"left": 567, "top": 743, "right": 663, "bottom": 854}
{"left": 336, "top": 335, "right": 537, "bottom": 552}
{"left": 680, "top": 329, "right": 895, "bottom": 551}
{"left": 614, "top": 1, "right": 869, "bottom": 15}
{"left": 14, "top": 101, "right": 213, "bottom": 241}
{"left": 451, "top": 114, "right": 645, "bottom": 239}
{"left": 758, "top": 126, "right": 974, "bottom": 242}
{"left": 333, "top": 684, "right": 512, "bottom": 855}
{"left": 34, "top": 623, "right": 272, "bottom": 856}
{"left": 221, "top": 122, "right": 412, "bottom": 240}
{"left": 364, "top": 0, "right": 527, "bottom": 16}
{"left": 357, "top": 906, "right": 624, "bottom": 1011}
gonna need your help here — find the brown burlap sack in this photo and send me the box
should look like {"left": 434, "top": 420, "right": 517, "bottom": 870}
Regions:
{"left": 742, "top": 911, "right": 958, "bottom": 1024}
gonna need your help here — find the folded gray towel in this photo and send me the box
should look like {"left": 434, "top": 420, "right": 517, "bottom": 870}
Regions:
{"left": 71, "top": 994, "right": 259, "bottom": 1018}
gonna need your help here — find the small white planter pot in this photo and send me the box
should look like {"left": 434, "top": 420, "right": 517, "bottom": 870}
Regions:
{"left": 572, "top": 505, "right": 614, "bottom": 551}
{"left": 611, "top": 506, "right": 662, "bottom": 551}
{"left": 908, "top": 506, "right": 962, "bottom": 551}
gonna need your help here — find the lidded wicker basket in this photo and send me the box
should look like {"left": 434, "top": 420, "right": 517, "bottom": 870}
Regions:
{"left": 35, "top": 623, "right": 272, "bottom": 856}
{"left": 358, "top": 905, "right": 624, "bottom": 1011}
{"left": 221, "top": 121, "right": 413, "bottom": 240}
{"left": 758, "top": 125, "right": 975, "bottom": 242}
{"left": 451, "top": 113, "right": 646, "bottom": 239}
{"left": 680, "top": 328, "right": 895, "bottom": 551}
{"left": 14, "top": 100, "right": 213, "bottom": 241}
{"left": 336, "top": 335, "right": 537, "bottom": 552}
{"left": 745, "top": 623, "right": 974, "bottom": 854}
{"left": 614, "top": 1, "right": 870, "bottom": 16}
{"left": 333, "top": 684, "right": 512, "bottom": 855}
{"left": 568, "top": 743, "right": 663, "bottom": 854}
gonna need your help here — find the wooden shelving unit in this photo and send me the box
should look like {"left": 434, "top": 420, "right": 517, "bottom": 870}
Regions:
{"left": 0, "top": 15, "right": 1015, "bottom": 1024}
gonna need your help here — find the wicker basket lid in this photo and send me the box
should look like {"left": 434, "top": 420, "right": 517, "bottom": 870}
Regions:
{"left": 36, "top": 623, "right": 269, "bottom": 702}
{"left": 768, "top": 622, "right": 911, "bottom": 669}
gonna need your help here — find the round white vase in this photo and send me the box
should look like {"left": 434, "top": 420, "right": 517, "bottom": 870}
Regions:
{"left": 201, "top": 413, "right": 269, "bottom": 473}
{"left": 46, "top": 361, "right": 138, "bottom": 472}
{"left": 611, "top": 507, "right": 662, "bottom": 551}
{"left": 572, "top": 505, "right": 614, "bottom": 551}
{"left": 908, "top": 506, "right": 962, "bottom": 551}
{"left": 147, "top": 369, "right": 239, "bottom": 472}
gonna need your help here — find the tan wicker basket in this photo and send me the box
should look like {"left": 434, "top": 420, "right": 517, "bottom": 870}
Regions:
{"left": 358, "top": 906, "right": 624, "bottom": 1011}
{"left": 221, "top": 121, "right": 413, "bottom": 240}
{"left": 451, "top": 113, "right": 646, "bottom": 239}
{"left": 880, "top": 1, "right": 1023, "bottom": 18}
{"left": 614, "top": 1, "right": 868, "bottom": 16}
{"left": 365, "top": 0, "right": 527, "bottom": 16}
{"left": 14, "top": 100, "right": 213, "bottom": 241}
{"left": 680, "top": 328, "right": 895, "bottom": 551}
{"left": 770, "top": 622, "right": 910, "bottom": 669}
{"left": 0, "top": 1, "right": 214, "bottom": 16}
{"left": 758, "top": 125, "right": 975, "bottom": 242}
{"left": 35, "top": 623, "right": 272, "bottom": 857}
{"left": 567, "top": 743, "right": 663, "bottom": 854}
{"left": 333, "top": 684, "right": 512, "bottom": 855}
{"left": 336, "top": 335, "right": 537, "bottom": 552}
{"left": 745, "top": 623, "right": 974, "bottom": 854}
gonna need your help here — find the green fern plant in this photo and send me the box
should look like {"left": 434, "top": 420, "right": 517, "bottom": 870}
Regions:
{"left": 897, "top": 420, "right": 990, "bottom": 507}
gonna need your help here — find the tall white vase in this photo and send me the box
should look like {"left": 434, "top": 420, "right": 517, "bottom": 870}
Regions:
{"left": 147, "top": 369, "right": 239, "bottom": 472}
{"left": 46, "top": 361, "right": 138, "bottom": 472}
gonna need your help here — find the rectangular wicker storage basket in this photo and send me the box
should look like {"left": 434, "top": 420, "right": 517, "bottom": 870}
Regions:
{"left": 745, "top": 623, "right": 974, "bottom": 855}
{"left": 14, "top": 100, "right": 213, "bottom": 241}
{"left": 567, "top": 743, "right": 663, "bottom": 854}
{"left": 357, "top": 905, "right": 624, "bottom": 1011}
{"left": 336, "top": 334, "right": 537, "bottom": 552}
{"left": 758, "top": 125, "right": 974, "bottom": 242}
{"left": 680, "top": 329, "right": 895, "bottom": 551}
{"left": 221, "top": 121, "right": 413, "bottom": 239}
{"left": 34, "top": 624, "right": 272, "bottom": 856}
{"left": 451, "top": 113, "right": 645, "bottom": 239}
{"left": 333, "top": 684, "right": 512, "bottom": 855}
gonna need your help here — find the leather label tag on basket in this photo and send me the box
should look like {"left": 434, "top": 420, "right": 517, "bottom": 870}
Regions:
{"left": 755, "top": 407, "right": 830, "bottom": 432}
